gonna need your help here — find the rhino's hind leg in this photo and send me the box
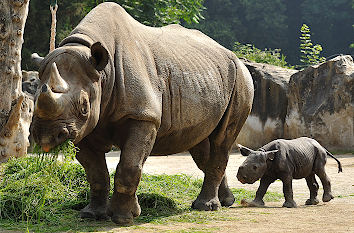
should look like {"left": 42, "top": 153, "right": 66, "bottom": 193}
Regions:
{"left": 76, "top": 139, "right": 110, "bottom": 220}
{"left": 305, "top": 174, "right": 320, "bottom": 205}
{"left": 189, "top": 139, "right": 235, "bottom": 208}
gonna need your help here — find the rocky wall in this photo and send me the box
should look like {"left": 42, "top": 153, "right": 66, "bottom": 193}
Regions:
{"left": 284, "top": 55, "right": 354, "bottom": 151}
{"left": 236, "top": 59, "right": 297, "bottom": 148}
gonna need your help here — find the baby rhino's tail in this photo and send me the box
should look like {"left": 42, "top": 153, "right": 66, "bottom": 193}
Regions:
{"left": 326, "top": 150, "right": 343, "bottom": 173}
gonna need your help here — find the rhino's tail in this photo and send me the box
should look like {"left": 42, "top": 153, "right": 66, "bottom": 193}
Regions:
{"left": 325, "top": 150, "right": 343, "bottom": 173}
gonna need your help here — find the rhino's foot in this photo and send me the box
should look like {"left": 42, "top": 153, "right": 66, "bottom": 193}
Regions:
{"left": 80, "top": 204, "right": 108, "bottom": 220}
{"left": 305, "top": 198, "right": 319, "bottom": 205}
{"left": 282, "top": 200, "right": 297, "bottom": 208}
{"left": 108, "top": 193, "right": 141, "bottom": 225}
{"left": 192, "top": 197, "right": 221, "bottom": 211}
{"left": 322, "top": 193, "right": 334, "bottom": 202}
{"left": 219, "top": 189, "right": 235, "bottom": 207}
{"left": 241, "top": 199, "right": 265, "bottom": 207}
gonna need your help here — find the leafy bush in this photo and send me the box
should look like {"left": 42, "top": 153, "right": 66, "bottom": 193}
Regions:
{"left": 299, "top": 24, "right": 326, "bottom": 67}
{"left": 233, "top": 42, "right": 293, "bottom": 68}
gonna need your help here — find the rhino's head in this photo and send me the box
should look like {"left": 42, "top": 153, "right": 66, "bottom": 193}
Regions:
{"left": 31, "top": 42, "right": 109, "bottom": 152}
{"left": 236, "top": 144, "right": 278, "bottom": 184}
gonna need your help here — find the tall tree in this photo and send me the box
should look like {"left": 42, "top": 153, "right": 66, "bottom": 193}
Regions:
{"left": 0, "top": 0, "right": 33, "bottom": 162}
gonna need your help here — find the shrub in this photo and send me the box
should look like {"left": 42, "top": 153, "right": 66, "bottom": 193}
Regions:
{"left": 233, "top": 42, "right": 293, "bottom": 68}
{"left": 299, "top": 24, "right": 326, "bottom": 67}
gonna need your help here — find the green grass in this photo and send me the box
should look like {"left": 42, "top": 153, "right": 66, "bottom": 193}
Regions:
{"left": 0, "top": 154, "right": 282, "bottom": 232}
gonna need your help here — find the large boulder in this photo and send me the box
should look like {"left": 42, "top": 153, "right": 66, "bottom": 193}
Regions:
{"left": 284, "top": 55, "right": 354, "bottom": 151}
{"left": 236, "top": 59, "right": 297, "bottom": 148}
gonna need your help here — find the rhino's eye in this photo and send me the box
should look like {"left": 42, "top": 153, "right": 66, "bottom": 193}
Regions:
{"left": 80, "top": 98, "right": 89, "bottom": 116}
{"left": 78, "top": 91, "right": 89, "bottom": 117}
{"left": 253, "top": 165, "right": 257, "bottom": 170}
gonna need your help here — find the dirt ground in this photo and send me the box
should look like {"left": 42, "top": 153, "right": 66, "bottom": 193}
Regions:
{"left": 103, "top": 152, "right": 354, "bottom": 233}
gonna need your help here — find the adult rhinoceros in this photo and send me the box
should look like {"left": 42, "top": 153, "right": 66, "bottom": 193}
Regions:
{"left": 31, "top": 2, "right": 254, "bottom": 224}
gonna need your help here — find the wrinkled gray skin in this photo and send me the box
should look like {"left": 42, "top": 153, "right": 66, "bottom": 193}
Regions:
{"left": 237, "top": 137, "right": 342, "bottom": 208}
{"left": 31, "top": 3, "right": 254, "bottom": 224}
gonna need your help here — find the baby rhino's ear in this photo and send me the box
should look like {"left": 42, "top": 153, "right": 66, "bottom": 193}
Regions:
{"left": 237, "top": 144, "right": 254, "bottom": 156}
{"left": 264, "top": 150, "right": 279, "bottom": 161}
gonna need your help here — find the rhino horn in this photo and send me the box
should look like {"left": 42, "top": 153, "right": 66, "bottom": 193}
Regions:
{"left": 35, "top": 84, "right": 65, "bottom": 118}
{"left": 48, "top": 62, "right": 69, "bottom": 93}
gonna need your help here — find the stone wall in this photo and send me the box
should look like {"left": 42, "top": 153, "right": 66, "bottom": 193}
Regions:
{"left": 236, "top": 59, "right": 297, "bottom": 148}
{"left": 284, "top": 55, "right": 354, "bottom": 150}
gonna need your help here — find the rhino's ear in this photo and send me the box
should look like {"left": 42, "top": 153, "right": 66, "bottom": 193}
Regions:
{"left": 31, "top": 53, "right": 44, "bottom": 68}
{"left": 237, "top": 144, "right": 253, "bottom": 156}
{"left": 264, "top": 150, "right": 279, "bottom": 161}
{"left": 90, "top": 42, "right": 108, "bottom": 71}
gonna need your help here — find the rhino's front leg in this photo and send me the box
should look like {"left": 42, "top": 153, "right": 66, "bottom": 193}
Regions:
{"left": 281, "top": 175, "right": 297, "bottom": 208}
{"left": 108, "top": 120, "right": 157, "bottom": 225}
{"left": 76, "top": 139, "right": 110, "bottom": 220}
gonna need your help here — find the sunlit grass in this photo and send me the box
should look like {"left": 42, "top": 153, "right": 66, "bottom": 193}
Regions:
{"left": 0, "top": 146, "right": 282, "bottom": 232}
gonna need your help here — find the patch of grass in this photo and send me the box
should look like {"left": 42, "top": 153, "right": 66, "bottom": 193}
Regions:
{"left": 231, "top": 188, "right": 283, "bottom": 203}
{"left": 135, "top": 174, "right": 202, "bottom": 223}
{"left": 0, "top": 151, "right": 282, "bottom": 232}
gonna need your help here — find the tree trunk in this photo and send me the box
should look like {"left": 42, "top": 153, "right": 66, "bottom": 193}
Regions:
{"left": 0, "top": 0, "right": 33, "bottom": 163}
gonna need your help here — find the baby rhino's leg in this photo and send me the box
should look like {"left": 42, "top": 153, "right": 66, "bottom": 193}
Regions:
{"left": 243, "top": 176, "right": 275, "bottom": 207}
{"left": 313, "top": 152, "right": 334, "bottom": 202}
{"left": 305, "top": 173, "right": 320, "bottom": 205}
{"left": 281, "top": 175, "right": 297, "bottom": 208}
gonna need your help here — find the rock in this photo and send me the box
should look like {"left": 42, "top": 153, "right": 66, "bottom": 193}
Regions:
{"left": 236, "top": 59, "right": 297, "bottom": 149}
{"left": 284, "top": 55, "right": 354, "bottom": 151}
{"left": 22, "top": 70, "right": 39, "bottom": 96}
{"left": 21, "top": 70, "right": 39, "bottom": 152}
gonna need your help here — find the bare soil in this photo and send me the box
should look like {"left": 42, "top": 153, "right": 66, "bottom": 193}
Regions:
{"left": 103, "top": 152, "right": 354, "bottom": 233}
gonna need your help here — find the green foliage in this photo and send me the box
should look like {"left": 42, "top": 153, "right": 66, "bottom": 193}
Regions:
{"left": 116, "top": 0, "right": 205, "bottom": 27}
{"left": 233, "top": 42, "right": 292, "bottom": 68}
{"left": 189, "top": 0, "right": 353, "bottom": 66}
{"left": 299, "top": 24, "right": 326, "bottom": 67}
{"left": 0, "top": 155, "right": 89, "bottom": 225}
{"left": 32, "top": 140, "right": 78, "bottom": 161}
{"left": 190, "top": 0, "right": 288, "bottom": 52}
{"left": 0, "top": 153, "right": 283, "bottom": 232}
{"left": 300, "top": 0, "right": 353, "bottom": 63}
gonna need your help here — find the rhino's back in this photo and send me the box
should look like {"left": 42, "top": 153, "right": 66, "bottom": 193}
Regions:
{"left": 263, "top": 138, "right": 319, "bottom": 178}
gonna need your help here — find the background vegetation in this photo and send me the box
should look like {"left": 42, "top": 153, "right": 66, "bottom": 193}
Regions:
{"left": 22, "top": 0, "right": 353, "bottom": 70}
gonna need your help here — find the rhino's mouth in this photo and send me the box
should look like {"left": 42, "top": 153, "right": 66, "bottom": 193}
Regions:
{"left": 31, "top": 117, "right": 78, "bottom": 151}
{"left": 237, "top": 175, "right": 258, "bottom": 184}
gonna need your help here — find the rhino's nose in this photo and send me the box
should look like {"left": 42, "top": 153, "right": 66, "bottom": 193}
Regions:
{"left": 55, "top": 128, "right": 69, "bottom": 145}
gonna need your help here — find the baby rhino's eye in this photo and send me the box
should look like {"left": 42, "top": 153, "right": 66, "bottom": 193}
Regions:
{"left": 253, "top": 165, "right": 257, "bottom": 170}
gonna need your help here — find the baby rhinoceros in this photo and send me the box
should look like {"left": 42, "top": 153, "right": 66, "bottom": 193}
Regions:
{"left": 236, "top": 137, "right": 342, "bottom": 208}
